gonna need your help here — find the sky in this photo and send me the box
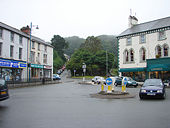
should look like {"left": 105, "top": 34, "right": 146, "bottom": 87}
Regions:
{"left": 1, "top": 0, "right": 170, "bottom": 42}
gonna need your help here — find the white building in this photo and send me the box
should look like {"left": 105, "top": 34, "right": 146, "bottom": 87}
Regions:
{"left": 0, "top": 22, "right": 53, "bottom": 81}
{"left": 0, "top": 22, "right": 28, "bottom": 81}
{"left": 117, "top": 16, "right": 170, "bottom": 81}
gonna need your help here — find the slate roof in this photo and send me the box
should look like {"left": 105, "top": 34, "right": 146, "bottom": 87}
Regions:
{"left": 118, "top": 16, "right": 170, "bottom": 37}
{"left": 0, "top": 22, "right": 53, "bottom": 47}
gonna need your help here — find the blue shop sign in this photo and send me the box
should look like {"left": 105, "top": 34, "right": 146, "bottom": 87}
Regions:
{"left": 0, "top": 59, "right": 27, "bottom": 68}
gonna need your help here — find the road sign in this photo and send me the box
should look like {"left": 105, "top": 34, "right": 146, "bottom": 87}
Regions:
{"left": 124, "top": 77, "right": 127, "bottom": 85}
{"left": 106, "top": 78, "right": 113, "bottom": 85}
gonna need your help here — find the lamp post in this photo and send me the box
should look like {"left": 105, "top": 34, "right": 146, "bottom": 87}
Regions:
{"left": 82, "top": 63, "right": 86, "bottom": 82}
{"left": 29, "top": 22, "right": 38, "bottom": 81}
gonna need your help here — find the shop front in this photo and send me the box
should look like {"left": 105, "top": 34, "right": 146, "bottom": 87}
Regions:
{"left": 119, "top": 67, "right": 147, "bottom": 82}
{"left": 30, "top": 64, "right": 44, "bottom": 79}
{"left": 147, "top": 57, "right": 170, "bottom": 81}
{"left": 44, "top": 65, "right": 52, "bottom": 79}
{"left": 0, "top": 58, "right": 27, "bottom": 81}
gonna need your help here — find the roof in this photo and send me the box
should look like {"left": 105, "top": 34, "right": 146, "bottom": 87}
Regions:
{"left": 118, "top": 16, "right": 170, "bottom": 37}
{"left": 0, "top": 22, "right": 53, "bottom": 48}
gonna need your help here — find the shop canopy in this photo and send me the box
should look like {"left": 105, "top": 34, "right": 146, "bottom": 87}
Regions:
{"left": 119, "top": 67, "right": 146, "bottom": 72}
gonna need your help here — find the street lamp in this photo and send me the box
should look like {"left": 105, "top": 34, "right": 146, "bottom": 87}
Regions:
{"left": 29, "top": 22, "right": 39, "bottom": 81}
{"left": 82, "top": 63, "right": 86, "bottom": 82}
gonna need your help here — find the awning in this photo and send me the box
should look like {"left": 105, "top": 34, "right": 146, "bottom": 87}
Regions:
{"left": 119, "top": 67, "right": 146, "bottom": 72}
{"left": 147, "top": 64, "right": 170, "bottom": 71}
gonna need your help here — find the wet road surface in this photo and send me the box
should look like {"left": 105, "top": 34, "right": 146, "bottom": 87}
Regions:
{"left": 0, "top": 80, "right": 170, "bottom": 128}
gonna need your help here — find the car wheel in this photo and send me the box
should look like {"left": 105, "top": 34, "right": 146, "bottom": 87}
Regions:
{"left": 134, "top": 85, "right": 137, "bottom": 88}
{"left": 139, "top": 96, "right": 144, "bottom": 100}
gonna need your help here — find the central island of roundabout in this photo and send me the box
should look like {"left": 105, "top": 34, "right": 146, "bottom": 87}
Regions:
{"left": 78, "top": 77, "right": 136, "bottom": 99}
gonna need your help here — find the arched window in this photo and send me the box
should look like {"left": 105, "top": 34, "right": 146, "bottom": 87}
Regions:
{"left": 130, "top": 49, "right": 134, "bottom": 62}
{"left": 140, "top": 47, "right": 146, "bottom": 61}
{"left": 156, "top": 45, "right": 162, "bottom": 57}
{"left": 124, "top": 50, "right": 129, "bottom": 63}
{"left": 163, "top": 44, "right": 169, "bottom": 57}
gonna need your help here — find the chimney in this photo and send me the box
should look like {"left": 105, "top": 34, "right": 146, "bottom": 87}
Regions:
{"left": 20, "top": 25, "right": 30, "bottom": 35}
{"left": 128, "top": 15, "right": 138, "bottom": 28}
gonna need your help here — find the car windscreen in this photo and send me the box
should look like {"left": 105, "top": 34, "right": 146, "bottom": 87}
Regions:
{"left": 143, "top": 79, "right": 163, "bottom": 86}
{"left": 0, "top": 79, "right": 5, "bottom": 86}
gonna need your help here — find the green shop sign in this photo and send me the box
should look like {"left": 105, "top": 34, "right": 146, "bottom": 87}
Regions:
{"left": 31, "top": 64, "right": 44, "bottom": 68}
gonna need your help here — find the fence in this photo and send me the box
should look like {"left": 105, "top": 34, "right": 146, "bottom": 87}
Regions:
{"left": 6, "top": 78, "right": 60, "bottom": 88}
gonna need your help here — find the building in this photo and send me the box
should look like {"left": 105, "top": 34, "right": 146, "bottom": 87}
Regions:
{"left": 117, "top": 16, "right": 170, "bottom": 81}
{"left": 0, "top": 22, "right": 28, "bottom": 81}
{"left": 0, "top": 22, "right": 53, "bottom": 81}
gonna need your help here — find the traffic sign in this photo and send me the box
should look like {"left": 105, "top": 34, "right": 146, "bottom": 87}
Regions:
{"left": 106, "top": 78, "right": 113, "bottom": 85}
{"left": 124, "top": 77, "right": 127, "bottom": 85}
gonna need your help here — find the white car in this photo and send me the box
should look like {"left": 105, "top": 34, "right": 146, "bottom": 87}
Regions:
{"left": 92, "top": 76, "right": 106, "bottom": 85}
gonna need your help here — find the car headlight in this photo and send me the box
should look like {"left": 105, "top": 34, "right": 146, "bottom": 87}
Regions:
{"left": 141, "top": 89, "right": 146, "bottom": 93}
{"left": 128, "top": 81, "right": 132, "bottom": 84}
{"left": 157, "top": 90, "right": 163, "bottom": 93}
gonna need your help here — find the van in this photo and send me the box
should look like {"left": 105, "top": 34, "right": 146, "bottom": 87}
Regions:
{"left": 0, "top": 79, "right": 9, "bottom": 101}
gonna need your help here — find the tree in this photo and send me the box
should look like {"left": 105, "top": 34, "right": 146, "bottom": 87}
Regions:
{"left": 51, "top": 35, "right": 68, "bottom": 61}
{"left": 80, "top": 36, "right": 103, "bottom": 53}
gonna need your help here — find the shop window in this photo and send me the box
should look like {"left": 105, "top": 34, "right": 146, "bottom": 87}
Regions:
{"left": 10, "top": 45, "right": 14, "bottom": 58}
{"left": 130, "top": 49, "right": 134, "bottom": 62}
{"left": 163, "top": 44, "right": 169, "bottom": 57}
{"left": 156, "top": 45, "right": 162, "bottom": 58}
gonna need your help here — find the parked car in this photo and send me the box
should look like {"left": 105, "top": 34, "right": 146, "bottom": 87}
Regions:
{"left": 0, "top": 79, "right": 9, "bottom": 101}
{"left": 53, "top": 74, "right": 61, "bottom": 80}
{"left": 92, "top": 76, "right": 106, "bottom": 85}
{"left": 114, "top": 77, "right": 122, "bottom": 86}
{"left": 114, "top": 77, "right": 138, "bottom": 87}
{"left": 163, "top": 79, "right": 170, "bottom": 86}
{"left": 139, "top": 79, "right": 166, "bottom": 99}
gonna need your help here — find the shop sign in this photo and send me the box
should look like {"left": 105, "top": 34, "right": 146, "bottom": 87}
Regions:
{"left": 0, "top": 59, "right": 27, "bottom": 68}
{"left": 31, "top": 64, "right": 44, "bottom": 68}
{"left": 44, "top": 65, "right": 52, "bottom": 69}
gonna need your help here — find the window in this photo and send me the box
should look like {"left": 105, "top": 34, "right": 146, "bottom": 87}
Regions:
{"left": 163, "top": 44, "right": 169, "bottom": 57}
{"left": 0, "top": 28, "right": 3, "bottom": 38}
{"left": 130, "top": 49, "right": 134, "bottom": 62}
{"left": 43, "top": 54, "right": 47, "bottom": 64}
{"left": 127, "top": 37, "right": 132, "bottom": 45}
{"left": 156, "top": 45, "right": 162, "bottom": 58}
{"left": 32, "top": 41, "right": 35, "bottom": 49}
{"left": 10, "top": 32, "right": 14, "bottom": 42}
{"left": 19, "top": 36, "right": 23, "bottom": 45}
{"left": 158, "top": 31, "right": 166, "bottom": 40}
{"left": 140, "top": 34, "right": 146, "bottom": 43}
{"left": 140, "top": 47, "right": 146, "bottom": 62}
{"left": 44, "top": 45, "right": 47, "bottom": 52}
{"left": 31, "top": 51, "right": 35, "bottom": 63}
{"left": 0, "top": 43, "right": 2, "bottom": 56}
{"left": 38, "top": 43, "right": 40, "bottom": 50}
{"left": 124, "top": 50, "right": 129, "bottom": 63}
{"left": 37, "top": 53, "right": 40, "bottom": 63}
{"left": 19, "top": 48, "right": 22, "bottom": 59}
{"left": 10, "top": 45, "right": 14, "bottom": 58}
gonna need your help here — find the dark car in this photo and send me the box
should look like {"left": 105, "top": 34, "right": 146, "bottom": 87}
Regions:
{"left": 139, "top": 79, "right": 166, "bottom": 99}
{"left": 114, "top": 77, "right": 122, "bottom": 86}
{"left": 0, "top": 79, "right": 9, "bottom": 101}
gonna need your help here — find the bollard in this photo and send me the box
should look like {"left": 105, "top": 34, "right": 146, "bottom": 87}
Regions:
{"left": 107, "top": 85, "right": 112, "bottom": 93}
{"left": 122, "top": 77, "right": 127, "bottom": 92}
{"left": 101, "top": 84, "right": 104, "bottom": 91}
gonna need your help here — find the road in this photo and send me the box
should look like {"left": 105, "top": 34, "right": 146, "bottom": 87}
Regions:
{"left": 0, "top": 75, "right": 170, "bottom": 128}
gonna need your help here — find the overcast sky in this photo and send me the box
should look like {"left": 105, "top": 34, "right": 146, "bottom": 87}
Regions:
{"left": 1, "top": 0, "right": 170, "bottom": 42}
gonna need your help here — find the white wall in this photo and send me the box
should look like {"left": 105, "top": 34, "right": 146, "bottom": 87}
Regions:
{"left": 119, "top": 30, "right": 170, "bottom": 69}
